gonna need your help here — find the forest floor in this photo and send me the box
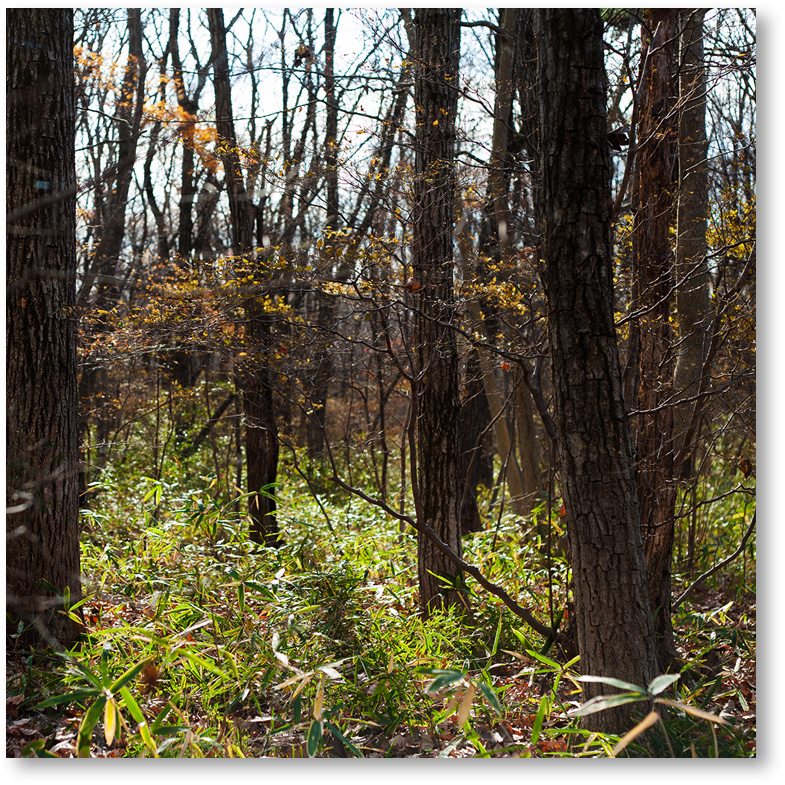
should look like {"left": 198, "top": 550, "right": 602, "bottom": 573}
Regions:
{"left": 6, "top": 478, "right": 757, "bottom": 758}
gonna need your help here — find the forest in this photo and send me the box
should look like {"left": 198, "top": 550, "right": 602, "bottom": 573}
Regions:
{"left": 6, "top": 8, "right": 755, "bottom": 758}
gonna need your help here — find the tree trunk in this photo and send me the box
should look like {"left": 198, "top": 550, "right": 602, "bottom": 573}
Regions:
{"left": 305, "top": 8, "right": 340, "bottom": 459}
{"left": 633, "top": 10, "right": 679, "bottom": 668}
{"left": 7, "top": 8, "right": 82, "bottom": 648}
{"left": 412, "top": 8, "right": 464, "bottom": 617}
{"left": 674, "top": 9, "right": 711, "bottom": 467}
{"left": 208, "top": 8, "right": 281, "bottom": 546}
{"left": 458, "top": 349, "right": 494, "bottom": 534}
{"left": 535, "top": 8, "right": 659, "bottom": 733}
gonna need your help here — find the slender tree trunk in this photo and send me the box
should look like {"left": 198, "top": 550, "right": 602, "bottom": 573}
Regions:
{"left": 633, "top": 9, "right": 679, "bottom": 668}
{"left": 412, "top": 8, "right": 464, "bottom": 617}
{"left": 306, "top": 8, "right": 340, "bottom": 459}
{"left": 513, "top": 366, "right": 541, "bottom": 508}
{"left": 458, "top": 349, "right": 494, "bottom": 534}
{"left": 7, "top": 8, "right": 82, "bottom": 648}
{"left": 674, "top": 9, "right": 711, "bottom": 468}
{"left": 208, "top": 8, "right": 281, "bottom": 546}
{"left": 535, "top": 8, "right": 659, "bottom": 733}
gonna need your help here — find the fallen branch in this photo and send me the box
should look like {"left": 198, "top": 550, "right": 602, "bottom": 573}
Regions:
{"left": 672, "top": 511, "right": 756, "bottom": 610}
{"left": 179, "top": 393, "right": 236, "bottom": 458}
{"left": 327, "top": 471, "right": 554, "bottom": 640}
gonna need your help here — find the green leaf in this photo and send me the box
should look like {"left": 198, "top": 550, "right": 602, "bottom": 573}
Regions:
{"left": 511, "top": 628, "right": 536, "bottom": 652}
{"left": 71, "top": 658, "right": 103, "bottom": 690}
{"left": 23, "top": 739, "right": 59, "bottom": 758}
{"left": 150, "top": 702, "right": 174, "bottom": 733}
{"left": 525, "top": 649, "right": 561, "bottom": 670}
{"left": 568, "top": 692, "right": 645, "bottom": 717}
{"left": 563, "top": 654, "right": 581, "bottom": 671}
{"left": 178, "top": 650, "right": 232, "bottom": 682}
{"left": 33, "top": 688, "right": 102, "bottom": 710}
{"left": 77, "top": 697, "right": 107, "bottom": 758}
{"left": 416, "top": 668, "right": 465, "bottom": 693}
{"left": 324, "top": 721, "right": 364, "bottom": 758}
{"left": 647, "top": 673, "right": 680, "bottom": 695}
{"left": 531, "top": 696, "right": 548, "bottom": 745}
{"left": 110, "top": 657, "right": 153, "bottom": 694}
{"left": 490, "top": 614, "right": 503, "bottom": 657}
{"left": 477, "top": 682, "right": 502, "bottom": 715}
{"left": 307, "top": 719, "right": 323, "bottom": 758}
{"left": 576, "top": 674, "right": 647, "bottom": 694}
{"left": 100, "top": 642, "right": 113, "bottom": 687}
{"left": 119, "top": 687, "right": 158, "bottom": 757}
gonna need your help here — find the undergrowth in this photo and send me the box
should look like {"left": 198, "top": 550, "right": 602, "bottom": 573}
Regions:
{"left": 7, "top": 456, "right": 756, "bottom": 758}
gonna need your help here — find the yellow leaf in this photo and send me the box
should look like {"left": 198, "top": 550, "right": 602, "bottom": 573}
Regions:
{"left": 313, "top": 672, "right": 326, "bottom": 720}
{"left": 612, "top": 711, "right": 660, "bottom": 757}
{"left": 457, "top": 682, "right": 478, "bottom": 728}
{"left": 104, "top": 697, "right": 117, "bottom": 746}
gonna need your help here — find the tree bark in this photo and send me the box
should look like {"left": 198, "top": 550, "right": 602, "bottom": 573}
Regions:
{"left": 674, "top": 9, "right": 711, "bottom": 466}
{"left": 412, "top": 8, "right": 464, "bottom": 617}
{"left": 7, "top": 8, "right": 82, "bottom": 648}
{"left": 633, "top": 9, "right": 679, "bottom": 668}
{"left": 535, "top": 8, "right": 659, "bottom": 733}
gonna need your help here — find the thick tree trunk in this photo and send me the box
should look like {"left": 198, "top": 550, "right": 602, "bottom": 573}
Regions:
{"left": 535, "top": 8, "right": 659, "bottom": 733}
{"left": 633, "top": 10, "right": 679, "bottom": 668}
{"left": 412, "top": 8, "right": 464, "bottom": 617}
{"left": 7, "top": 8, "right": 82, "bottom": 647}
{"left": 208, "top": 8, "right": 281, "bottom": 546}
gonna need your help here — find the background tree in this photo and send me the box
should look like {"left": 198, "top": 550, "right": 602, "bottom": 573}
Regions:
{"left": 7, "top": 8, "right": 82, "bottom": 647}
{"left": 208, "top": 8, "right": 281, "bottom": 546}
{"left": 535, "top": 7, "right": 659, "bottom": 732}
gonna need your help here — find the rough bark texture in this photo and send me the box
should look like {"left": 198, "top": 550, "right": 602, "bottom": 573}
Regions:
{"left": 7, "top": 8, "right": 82, "bottom": 647}
{"left": 412, "top": 8, "right": 463, "bottom": 617}
{"left": 633, "top": 10, "right": 679, "bottom": 668}
{"left": 208, "top": 8, "right": 281, "bottom": 546}
{"left": 674, "top": 9, "right": 711, "bottom": 461}
{"left": 535, "top": 8, "right": 659, "bottom": 732}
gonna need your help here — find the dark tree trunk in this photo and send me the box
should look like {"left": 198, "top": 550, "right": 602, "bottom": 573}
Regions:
{"left": 535, "top": 8, "right": 659, "bottom": 733}
{"left": 633, "top": 10, "right": 679, "bottom": 669}
{"left": 208, "top": 8, "right": 281, "bottom": 546}
{"left": 7, "top": 8, "right": 82, "bottom": 648}
{"left": 412, "top": 8, "right": 464, "bottom": 617}
{"left": 458, "top": 349, "right": 494, "bottom": 534}
{"left": 169, "top": 8, "right": 198, "bottom": 261}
